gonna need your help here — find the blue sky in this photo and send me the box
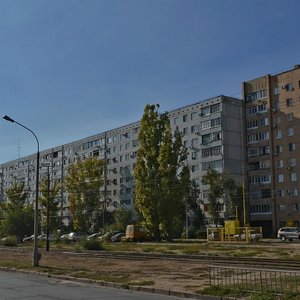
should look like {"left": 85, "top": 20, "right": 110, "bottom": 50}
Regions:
{"left": 1, "top": 0, "right": 300, "bottom": 163}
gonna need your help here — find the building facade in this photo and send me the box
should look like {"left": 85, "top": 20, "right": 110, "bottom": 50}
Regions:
{"left": 243, "top": 65, "right": 300, "bottom": 236}
{"left": 0, "top": 95, "right": 244, "bottom": 225}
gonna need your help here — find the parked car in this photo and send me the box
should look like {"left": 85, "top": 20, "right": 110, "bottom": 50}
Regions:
{"left": 38, "top": 234, "right": 54, "bottom": 241}
{"left": 277, "top": 227, "right": 300, "bottom": 241}
{"left": 87, "top": 232, "right": 103, "bottom": 240}
{"left": 98, "top": 231, "right": 121, "bottom": 242}
{"left": 111, "top": 232, "right": 125, "bottom": 242}
{"left": 22, "top": 235, "right": 34, "bottom": 242}
{"left": 60, "top": 232, "right": 87, "bottom": 241}
{"left": 240, "top": 230, "right": 262, "bottom": 241}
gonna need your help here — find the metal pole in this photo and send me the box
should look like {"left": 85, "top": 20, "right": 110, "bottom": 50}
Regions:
{"left": 2, "top": 115, "right": 40, "bottom": 267}
{"left": 46, "top": 166, "right": 50, "bottom": 251}
{"left": 103, "top": 131, "right": 107, "bottom": 228}
{"left": 60, "top": 145, "right": 64, "bottom": 230}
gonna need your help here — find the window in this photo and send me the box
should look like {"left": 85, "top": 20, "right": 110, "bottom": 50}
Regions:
{"left": 275, "top": 145, "right": 283, "bottom": 155}
{"left": 191, "top": 151, "right": 198, "bottom": 160}
{"left": 277, "top": 190, "right": 285, "bottom": 197}
{"left": 286, "top": 98, "right": 293, "bottom": 107}
{"left": 288, "top": 128, "right": 295, "bottom": 136}
{"left": 210, "top": 103, "right": 220, "bottom": 113}
{"left": 191, "top": 138, "right": 198, "bottom": 147}
{"left": 183, "top": 127, "right": 188, "bottom": 135}
{"left": 246, "top": 90, "right": 266, "bottom": 102}
{"left": 202, "top": 148, "right": 210, "bottom": 157}
{"left": 248, "top": 148, "right": 259, "bottom": 157}
{"left": 183, "top": 140, "right": 189, "bottom": 148}
{"left": 132, "top": 139, "right": 138, "bottom": 147}
{"left": 291, "top": 188, "right": 298, "bottom": 196}
{"left": 200, "top": 106, "right": 210, "bottom": 116}
{"left": 289, "top": 158, "right": 296, "bottom": 167}
{"left": 173, "top": 117, "right": 179, "bottom": 125}
{"left": 285, "top": 83, "right": 294, "bottom": 91}
{"left": 292, "top": 204, "right": 299, "bottom": 212}
{"left": 132, "top": 127, "right": 139, "bottom": 135}
{"left": 125, "top": 142, "right": 130, "bottom": 150}
{"left": 183, "top": 114, "right": 188, "bottom": 122}
{"left": 259, "top": 146, "right": 270, "bottom": 156}
{"left": 201, "top": 120, "right": 210, "bottom": 130}
{"left": 278, "top": 174, "right": 284, "bottom": 183}
{"left": 212, "top": 131, "right": 222, "bottom": 141}
{"left": 211, "top": 159, "right": 222, "bottom": 170}
{"left": 191, "top": 165, "right": 199, "bottom": 172}
{"left": 247, "top": 119, "right": 258, "bottom": 129}
{"left": 289, "top": 143, "right": 296, "bottom": 151}
{"left": 191, "top": 125, "right": 199, "bottom": 133}
{"left": 211, "top": 146, "right": 222, "bottom": 156}
{"left": 287, "top": 112, "right": 293, "bottom": 121}
{"left": 211, "top": 117, "right": 221, "bottom": 127}
{"left": 202, "top": 134, "right": 210, "bottom": 145}
{"left": 277, "top": 160, "right": 283, "bottom": 168}
{"left": 279, "top": 204, "right": 286, "bottom": 213}
{"left": 275, "top": 130, "right": 282, "bottom": 139}
{"left": 290, "top": 173, "right": 297, "bottom": 182}
{"left": 191, "top": 112, "right": 198, "bottom": 120}
{"left": 274, "top": 87, "right": 280, "bottom": 95}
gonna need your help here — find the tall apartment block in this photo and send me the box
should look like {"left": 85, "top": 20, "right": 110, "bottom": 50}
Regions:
{"left": 243, "top": 65, "right": 300, "bottom": 236}
{"left": 0, "top": 95, "right": 244, "bottom": 226}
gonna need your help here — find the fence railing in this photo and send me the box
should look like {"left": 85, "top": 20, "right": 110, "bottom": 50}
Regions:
{"left": 209, "top": 265, "right": 300, "bottom": 294}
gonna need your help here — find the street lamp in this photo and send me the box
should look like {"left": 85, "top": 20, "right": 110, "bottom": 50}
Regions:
{"left": 2, "top": 115, "right": 40, "bottom": 267}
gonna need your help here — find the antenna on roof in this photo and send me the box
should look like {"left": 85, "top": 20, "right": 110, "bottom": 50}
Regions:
{"left": 18, "top": 138, "right": 21, "bottom": 158}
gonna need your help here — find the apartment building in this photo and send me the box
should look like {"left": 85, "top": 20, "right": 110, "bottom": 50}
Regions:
{"left": 243, "top": 65, "right": 300, "bottom": 236}
{"left": 0, "top": 95, "right": 244, "bottom": 225}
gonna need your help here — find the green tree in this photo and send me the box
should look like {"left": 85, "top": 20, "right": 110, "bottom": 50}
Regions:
{"left": 65, "top": 157, "right": 104, "bottom": 233}
{"left": 134, "top": 104, "right": 188, "bottom": 240}
{"left": 180, "top": 165, "right": 204, "bottom": 236}
{"left": 113, "top": 207, "right": 135, "bottom": 232}
{"left": 39, "top": 179, "right": 61, "bottom": 233}
{"left": 0, "top": 182, "right": 34, "bottom": 241}
{"left": 201, "top": 169, "right": 237, "bottom": 225}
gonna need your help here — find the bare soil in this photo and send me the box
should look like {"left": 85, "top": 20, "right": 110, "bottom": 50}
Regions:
{"left": 0, "top": 240, "right": 300, "bottom": 295}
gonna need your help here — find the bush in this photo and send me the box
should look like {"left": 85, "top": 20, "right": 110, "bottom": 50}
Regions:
{"left": 0, "top": 236, "right": 18, "bottom": 247}
{"left": 81, "top": 239, "right": 104, "bottom": 251}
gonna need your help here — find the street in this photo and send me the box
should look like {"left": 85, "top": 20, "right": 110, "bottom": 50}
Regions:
{"left": 0, "top": 271, "right": 184, "bottom": 300}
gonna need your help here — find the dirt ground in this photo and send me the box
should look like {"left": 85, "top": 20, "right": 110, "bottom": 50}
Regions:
{"left": 1, "top": 241, "right": 300, "bottom": 295}
{"left": 0, "top": 247, "right": 209, "bottom": 294}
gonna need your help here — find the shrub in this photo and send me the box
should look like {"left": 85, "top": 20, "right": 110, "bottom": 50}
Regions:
{"left": 1, "top": 236, "right": 18, "bottom": 247}
{"left": 81, "top": 239, "right": 104, "bottom": 251}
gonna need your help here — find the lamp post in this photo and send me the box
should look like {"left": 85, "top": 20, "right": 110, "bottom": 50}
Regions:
{"left": 2, "top": 115, "right": 40, "bottom": 267}
{"left": 41, "top": 163, "right": 54, "bottom": 252}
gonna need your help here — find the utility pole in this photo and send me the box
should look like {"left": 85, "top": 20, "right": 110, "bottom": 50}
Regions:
{"left": 46, "top": 165, "right": 50, "bottom": 251}
{"left": 103, "top": 131, "right": 107, "bottom": 228}
{"left": 60, "top": 145, "right": 64, "bottom": 231}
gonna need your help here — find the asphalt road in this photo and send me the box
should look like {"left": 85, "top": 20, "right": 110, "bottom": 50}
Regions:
{"left": 0, "top": 271, "right": 184, "bottom": 300}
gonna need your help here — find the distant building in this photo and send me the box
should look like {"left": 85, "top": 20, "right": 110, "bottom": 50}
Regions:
{"left": 0, "top": 95, "right": 244, "bottom": 226}
{"left": 243, "top": 64, "right": 300, "bottom": 236}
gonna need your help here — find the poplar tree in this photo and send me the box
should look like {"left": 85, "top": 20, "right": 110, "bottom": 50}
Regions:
{"left": 134, "top": 104, "right": 188, "bottom": 240}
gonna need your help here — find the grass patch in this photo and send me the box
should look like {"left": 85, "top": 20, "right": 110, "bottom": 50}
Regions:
{"left": 72, "top": 271, "right": 132, "bottom": 284}
{"left": 198, "top": 286, "right": 249, "bottom": 298}
{"left": 128, "top": 280, "right": 155, "bottom": 286}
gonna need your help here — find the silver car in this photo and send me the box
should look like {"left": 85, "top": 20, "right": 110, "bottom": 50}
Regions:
{"left": 277, "top": 227, "right": 300, "bottom": 241}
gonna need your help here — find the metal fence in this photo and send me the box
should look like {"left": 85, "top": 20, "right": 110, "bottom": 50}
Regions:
{"left": 209, "top": 265, "right": 300, "bottom": 294}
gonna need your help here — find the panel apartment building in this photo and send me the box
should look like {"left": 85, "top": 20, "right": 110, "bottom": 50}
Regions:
{"left": 0, "top": 95, "right": 244, "bottom": 226}
{"left": 243, "top": 65, "right": 300, "bottom": 236}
